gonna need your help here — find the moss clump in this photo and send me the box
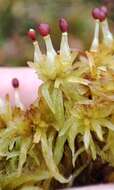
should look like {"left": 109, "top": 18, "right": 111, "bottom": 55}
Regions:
{"left": 1, "top": 8, "right": 114, "bottom": 190}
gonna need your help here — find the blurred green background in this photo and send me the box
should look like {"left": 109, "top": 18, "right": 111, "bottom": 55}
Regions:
{"left": 0, "top": 0, "right": 114, "bottom": 66}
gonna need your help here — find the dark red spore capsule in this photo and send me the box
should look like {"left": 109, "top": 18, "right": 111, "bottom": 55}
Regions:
{"left": 28, "top": 29, "right": 36, "bottom": 41}
{"left": 37, "top": 23, "right": 50, "bottom": 37}
{"left": 92, "top": 8, "right": 101, "bottom": 19}
{"left": 12, "top": 78, "right": 19, "bottom": 88}
{"left": 100, "top": 6, "right": 108, "bottom": 16}
{"left": 99, "top": 10, "right": 106, "bottom": 22}
{"left": 59, "top": 18, "right": 68, "bottom": 32}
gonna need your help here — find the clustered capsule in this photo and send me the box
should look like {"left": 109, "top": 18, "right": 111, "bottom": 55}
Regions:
{"left": 92, "top": 6, "right": 107, "bottom": 22}
{"left": 91, "top": 6, "right": 113, "bottom": 50}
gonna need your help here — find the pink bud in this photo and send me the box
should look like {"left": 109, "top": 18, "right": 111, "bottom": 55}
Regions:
{"left": 37, "top": 23, "right": 50, "bottom": 37}
{"left": 100, "top": 6, "right": 108, "bottom": 16}
{"left": 12, "top": 78, "right": 19, "bottom": 88}
{"left": 28, "top": 29, "right": 36, "bottom": 41}
{"left": 59, "top": 18, "right": 68, "bottom": 32}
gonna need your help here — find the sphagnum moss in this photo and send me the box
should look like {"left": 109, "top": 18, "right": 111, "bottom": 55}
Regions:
{"left": 0, "top": 5, "right": 114, "bottom": 190}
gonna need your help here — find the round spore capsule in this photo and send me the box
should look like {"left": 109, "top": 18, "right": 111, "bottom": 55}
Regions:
{"left": 100, "top": 6, "right": 108, "bottom": 16}
{"left": 37, "top": 23, "right": 50, "bottom": 37}
{"left": 59, "top": 18, "right": 68, "bottom": 32}
{"left": 12, "top": 78, "right": 19, "bottom": 88}
{"left": 28, "top": 29, "right": 36, "bottom": 41}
